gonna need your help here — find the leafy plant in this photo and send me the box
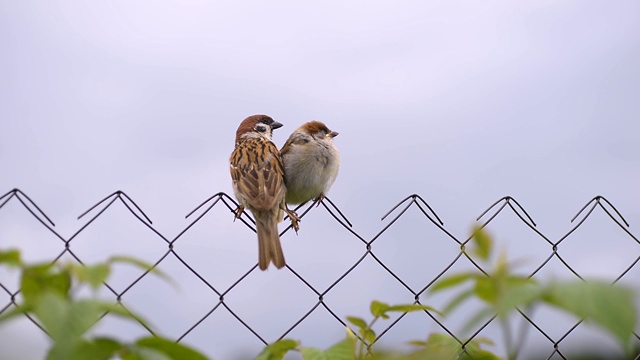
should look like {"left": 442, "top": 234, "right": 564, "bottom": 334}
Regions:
{"left": 0, "top": 249, "right": 208, "bottom": 360}
{"left": 430, "top": 226, "right": 638, "bottom": 359}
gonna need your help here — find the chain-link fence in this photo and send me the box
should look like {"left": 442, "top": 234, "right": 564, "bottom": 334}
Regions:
{"left": 1, "top": 188, "right": 639, "bottom": 359}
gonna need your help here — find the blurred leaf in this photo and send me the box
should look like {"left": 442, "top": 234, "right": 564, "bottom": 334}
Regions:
{"left": 371, "top": 300, "right": 390, "bottom": 319}
{"left": 34, "top": 294, "right": 102, "bottom": 342}
{"left": 67, "top": 338, "right": 123, "bottom": 360}
{"left": 301, "top": 335, "right": 356, "bottom": 360}
{"left": 387, "top": 303, "right": 440, "bottom": 315}
{"left": 256, "top": 339, "right": 299, "bottom": 360}
{"left": 21, "top": 263, "right": 71, "bottom": 306}
{"left": 121, "top": 345, "right": 172, "bottom": 360}
{"left": 0, "top": 304, "right": 30, "bottom": 324}
{"left": 70, "top": 263, "right": 111, "bottom": 290}
{"left": 406, "top": 333, "right": 502, "bottom": 360}
{"left": 135, "top": 337, "right": 208, "bottom": 360}
{"left": 0, "top": 249, "right": 21, "bottom": 267}
{"left": 109, "top": 256, "right": 171, "bottom": 283}
{"left": 363, "top": 328, "right": 376, "bottom": 344}
{"left": 406, "top": 333, "right": 462, "bottom": 358}
{"left": 346, "top": 316, "right": 368, "bottom": 331}
{"left": 96, "top": 302, "right": 152, "bottom": 329}
{"left": 442, "top": 288, "right": 475, "bottom": 315}
{"left": 430, "top": 273, "right": 477, "bottom": 293}
{"left": 461, "top": 307, "right": 495, "bottom": 334}
{"left": 543, "top": 280, "right": 637, "bottom": 349}
{"left": 471, "top": 226, "right": 492, "bottom": 261}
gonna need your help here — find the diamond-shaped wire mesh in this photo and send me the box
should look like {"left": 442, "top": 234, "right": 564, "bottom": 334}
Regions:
{"left": 1, "top": 188, "right": 639, "bottom": 359}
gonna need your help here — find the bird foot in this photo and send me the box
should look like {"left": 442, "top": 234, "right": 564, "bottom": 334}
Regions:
{"left": 314, "top": 194, "right": 326, "bottom": 207}
{"left": 233, "top": 205, "right": 244, "bottom": 221}
{"left": 284, "top": 208, "right": 300, "bottom": 233}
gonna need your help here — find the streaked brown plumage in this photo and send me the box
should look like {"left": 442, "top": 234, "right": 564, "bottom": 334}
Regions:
{"left": 230, "top": 115, "right": 299, "bottom": 270}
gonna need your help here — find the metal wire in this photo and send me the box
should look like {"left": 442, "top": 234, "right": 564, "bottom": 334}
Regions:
{"left": 0, "top": 188, "right": 638, "bottom": 359}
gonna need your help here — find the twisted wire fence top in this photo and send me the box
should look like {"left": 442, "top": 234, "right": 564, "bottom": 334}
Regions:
{"left": 0, "top": 188, "right": 639, "bottom": 359}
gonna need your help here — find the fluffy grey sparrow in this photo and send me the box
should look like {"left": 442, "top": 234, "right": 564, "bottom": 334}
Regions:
{"left": 280, "top": 121, "right": 339, "bottom": 205}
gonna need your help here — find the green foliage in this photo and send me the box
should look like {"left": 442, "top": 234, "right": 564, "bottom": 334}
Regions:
{"left": 3, "top": 223, "right": 638, "bottom": 360}
{"left": 543, "top": 280, "right": 637, "bottom": 350}
{"left": 431, "top": 227, "right": 638, "bottom": 359}
{"left": 249, "top": 226, "right": 639, "bottom": 360}
{"left": 0, "top": 249, "right": 208, "bottom": 360}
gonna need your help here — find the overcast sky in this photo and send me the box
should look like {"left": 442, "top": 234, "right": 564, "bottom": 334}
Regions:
{"left": 1, "top": 1, "right": 639, "bottom": 359}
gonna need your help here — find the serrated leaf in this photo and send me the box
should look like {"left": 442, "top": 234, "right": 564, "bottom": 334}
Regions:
{"left": 135, "top": 337, "right": 208, "bottom": 360}
{"left": 256, "top": 339, "right": 299, "bottom": 360}
{"left": 543, "top": 280, "right": 637, "bottom": 349}
{"left": 0, "top": 249, "right": 21, "bottom": 267}
{"left": 346, "top": 316, "right": 368, "bottom": 331}
{"left": 370, "top": 300, "right": 390, "bottom": 319}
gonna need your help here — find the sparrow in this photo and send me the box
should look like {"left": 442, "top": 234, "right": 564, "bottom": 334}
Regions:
{"left": 230, "top": 115, "right": 300, "bottom": 270}
{"left": 280, "top": 121, "right": 340, "bottom": 205}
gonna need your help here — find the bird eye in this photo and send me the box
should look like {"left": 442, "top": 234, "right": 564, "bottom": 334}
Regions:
{"left": 255, "top": 124, "right": 267, "bottom": 133}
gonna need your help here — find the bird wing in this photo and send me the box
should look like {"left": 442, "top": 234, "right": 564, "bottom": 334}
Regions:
{"left": 230, "top": 138, "right": 285, "bottom": 211}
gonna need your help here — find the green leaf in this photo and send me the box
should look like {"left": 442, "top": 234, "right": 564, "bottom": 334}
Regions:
{"left": 301, "top": 335, "right": 356, "bottom": 360}
{"left": 135, "top": 337, "right": 208, "bottom": 360}
{"left": 429, "top": 273, "right": 476, "bottom": 293}
{"left": 471, "top": 226, "right": 492, "bottom": 261}
{"left": 121, "top": 345, "right": 172, "bottom": 360}
{"left": 96, "top": 302, "right": 152, "bottom": 329}
{"left": 109, "top": 256, "right": 172, "bottom": 283}
{"left": 21, "top": 263, "right": 71, "bottom": 306}
{"left": 370, "top": 300, "right": 390, "bottom": 319}
{"left": 0, "top": 304, "right": 31, "bottom": 324}
{"left": 461, "top": 307, "right": 495, "bottom": 334}
{"left": 408, "top": 333, "right": 462, "bottom": 358}
{"left": 387, "top": 303, "right": 440, "bottom": 315}
{"left": 34, "top": 295, "right": 102, "bottom": 342}
{"left": 362, "top": 328, "right": 376, "bottom": 344}
{"left": 72, "top": 263, "right": 111, "bottom": 290}
{"left": 67, "top": 337, "right": 123, "bottom": 360}
{"left": 0, "top": 249, "right": 21, "bottom": 267}
{"left": 256, "top": 339, "right": 299, "bottom": 360}
{"left": 346, "top": 316, "right": 368, "bottom": 331}
{"left": 442, "top": 288, "right": 475, "bottom": 315}
{"left": 407, "top": 333, "right": 502, "bottom": 360}
{"left": 543, "top": 280, "right": 637, "bottom": 349}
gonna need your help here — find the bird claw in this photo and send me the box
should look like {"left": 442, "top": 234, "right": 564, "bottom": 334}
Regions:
{"left": 233, "top": 206, "right": 244, "bottom": 221}
{"left": 285, "top": 208, "right": 300, "bottom": 233}
{"left": 314, "top": 194, "right": 326, "bottom": 207}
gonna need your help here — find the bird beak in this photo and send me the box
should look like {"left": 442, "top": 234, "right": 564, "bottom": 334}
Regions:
{"left": 327, "top": 131, "right": 339, "bottom": 138}
{"left": 271, "top": 121, "right": 283, "bottom": 130}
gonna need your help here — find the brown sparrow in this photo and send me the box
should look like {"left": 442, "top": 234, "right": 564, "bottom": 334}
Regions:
{"left": 280, "top": 121, "right": 340, "bottom": 205}
{"left": 230, "top": 115, "right": 299, "bottom": 270}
